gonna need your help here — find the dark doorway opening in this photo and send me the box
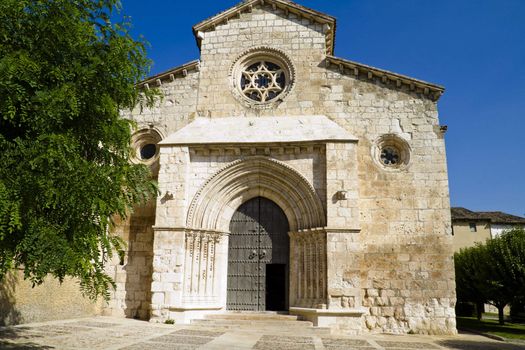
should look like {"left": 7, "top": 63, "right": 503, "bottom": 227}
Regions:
{"left": 266, "top": 264, "right": 287, "bottom": 311}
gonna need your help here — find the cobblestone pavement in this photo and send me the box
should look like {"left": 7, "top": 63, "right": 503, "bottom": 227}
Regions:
{"left": 1, "top": 317, "right": 524, "bottom": 350}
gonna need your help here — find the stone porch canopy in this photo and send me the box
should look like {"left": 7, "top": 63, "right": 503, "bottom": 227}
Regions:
{"left": 160, "top": 115, "right": 358, "bottom": 145}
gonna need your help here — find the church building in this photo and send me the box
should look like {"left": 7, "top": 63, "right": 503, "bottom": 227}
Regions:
{"left": 108, "top": 0, "right": 457, "bottom": 335}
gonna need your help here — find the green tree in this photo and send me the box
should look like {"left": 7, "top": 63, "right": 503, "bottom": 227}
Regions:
{"left": 454, "top": 245, "right": 489, "bottom": 320}
{"left": 485, "top": 228, "right": 525, "bottom": 324}
{"left": 454, "top": 228, "right": 525, "bottom": 325}
{"left": 0, "top": 0, "right": 157, "bottom": 300}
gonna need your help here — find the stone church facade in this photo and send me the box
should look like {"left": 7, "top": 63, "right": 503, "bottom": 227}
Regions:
{"left": 105, "top": 0, "right": 456, "bottom": 335}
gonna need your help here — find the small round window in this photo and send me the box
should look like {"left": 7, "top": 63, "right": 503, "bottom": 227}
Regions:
{"left": 131, "top": 128, "right": 162, "bottom": 168}
{"left": 373, "top": 134, "right": 411, "bottom": 171}
{"left": 230, "top": 47, "right": 295, "bottom": 109}
{"left": 140, "top": 144, "right": 157, "bottom": 160}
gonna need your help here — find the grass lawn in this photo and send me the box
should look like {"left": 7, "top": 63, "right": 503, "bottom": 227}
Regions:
{"left": 457, "top": 317, "right": 525, "bottom": 340}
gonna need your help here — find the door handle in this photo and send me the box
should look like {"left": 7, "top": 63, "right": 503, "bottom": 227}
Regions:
{"left": 259, "top": 250, "right": 267, "bottom": 259}
{"left": 249, "top": 250, "right": 257, "bottom": 259}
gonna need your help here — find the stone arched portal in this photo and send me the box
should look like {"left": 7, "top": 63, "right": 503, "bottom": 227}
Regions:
{"left": 150, "top": 150, "right": 346, "bottom": 324}
{"left": 166, "top": 156, "right": 329, "bottom": 318}
{"left": 186, "top": 156, "right": 326, "bottom": 232}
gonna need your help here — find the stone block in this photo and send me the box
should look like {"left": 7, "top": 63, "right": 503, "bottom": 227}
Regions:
{"left": 366, "top": 289, "right": 379, "bottom": 297}
{"left": 382, "top": 307, "right": 395, "bottom": 317}
{"left": 151, "top": 292, "right": 164, "bottom": 305}
{"left": 161, "top": 272, "right": 180, "bottom": 283}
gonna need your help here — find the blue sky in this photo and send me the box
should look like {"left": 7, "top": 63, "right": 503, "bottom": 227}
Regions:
{"left": 120, "top": 0, "right": 525, "bottom": 216}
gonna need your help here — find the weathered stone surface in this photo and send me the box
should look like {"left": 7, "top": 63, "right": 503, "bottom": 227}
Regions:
{"left": 0, "top": 271, "right": 103, "bottom": 326}
{"left": 108, "top": 0, "right": 455, "bottom": 336}
{"left": 254, "top": 342, "right": 315, "bottom": 350}
{"left": 173, "top": 329, "right": 225, "bottom": 337}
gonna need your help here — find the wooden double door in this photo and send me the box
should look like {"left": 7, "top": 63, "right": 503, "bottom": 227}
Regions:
{"left": 227, "top": 197, "right": 290, "bottom": 311}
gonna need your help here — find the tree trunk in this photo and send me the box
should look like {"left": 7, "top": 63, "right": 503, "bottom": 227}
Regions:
{"left": 498, "top": 305, "right": 505, "bottom": 325}
{"left": 476, "top": 301, "right": 484, "bottom": 320}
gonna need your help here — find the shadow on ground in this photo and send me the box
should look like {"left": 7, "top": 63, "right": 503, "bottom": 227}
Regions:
{"left": 437, "top": 340, "right": 525, "bottom": 350}
{"left": 0, "top": 327, "right": 57, "bottom": 349}
{"left": 0, "top": 327, "right": 44, "bottom": 341}
{"left": 0, "top": 341, "right": 53, "bottom": 349}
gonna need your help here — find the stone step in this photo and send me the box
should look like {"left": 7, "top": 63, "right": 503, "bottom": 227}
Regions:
{"left": 205, "top": 312, "right": 302, "bottom": 321}
{"left": 191, "top": 318, "right": 314, "bottom": 328}
{"left": 190, "top": 312, "right": 332, "bottom": 336}
{"left": 188, "top": 322, "right": 333, "bottom": 336}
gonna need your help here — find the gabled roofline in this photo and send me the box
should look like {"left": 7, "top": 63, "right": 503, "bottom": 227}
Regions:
{"left": 451, "top": 207, "right": 525, "bottom": 224}
{"left": 326, "top": 56, "right": 445, "bottom": 101}
{"left": 192, "top": 0, "right": 337, "bottom": 55}
{"left": 477, "top": 211, "right": 525, "bottom": 225}
{"left": 138, "top": 60, "right": 200, "bottom": 89}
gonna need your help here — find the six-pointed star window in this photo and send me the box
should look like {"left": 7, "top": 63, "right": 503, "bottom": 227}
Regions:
{"left": 240, "top": 61, "right": 286, "bottom": 102}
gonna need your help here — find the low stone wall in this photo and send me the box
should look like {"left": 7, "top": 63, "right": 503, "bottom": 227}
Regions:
{"left": 0, "top": 270, "right": 102, "bottom": 326}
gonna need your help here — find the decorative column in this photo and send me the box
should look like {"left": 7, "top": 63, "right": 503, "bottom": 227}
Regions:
{"left": 180, "top": 230, "right": 227, "bottom": 309}
{"left": 289, "top": 229, "right": 327, "bottom": 309}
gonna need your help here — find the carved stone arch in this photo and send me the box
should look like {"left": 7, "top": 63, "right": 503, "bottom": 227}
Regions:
{"left": 187, "top": 157, "right": 325, "bottom": 232}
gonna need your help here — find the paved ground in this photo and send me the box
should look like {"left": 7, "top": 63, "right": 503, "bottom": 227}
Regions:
{"left": 1, "top": 317, "right": 524, "bottom": 350}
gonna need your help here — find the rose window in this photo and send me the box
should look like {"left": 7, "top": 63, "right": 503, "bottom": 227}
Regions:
{"left": 240, "top": 61, "right": 286, "bottom": 102}
{"left": 380, "top": 146, "right": 400, "bottom": 165}
{"left": 373, "top": 134, "right": 411, "bottom": 170}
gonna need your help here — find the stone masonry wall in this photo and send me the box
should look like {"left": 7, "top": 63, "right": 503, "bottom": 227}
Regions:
{"left": 106, "top": 62, "right": 201, "bottom": 320}
{"left": 117, "top": 2, "right": 455, "bottom": 335}
{"left": 0, "top": 271, "right": 103, "bottom": 326}
{"left": 320, "top": 69, "right": 455, "bottom": 334}
{"left": 191, "top": 4, "right": 455, "bottom": 334}
{"left": 122, "top": 69, "right": 200, "bottom": 137}
{"left": 104, "top": 202, "right": 155, "bottom": 320}
{"left": 197, "top": 6, "right": 327, "bottom": 117}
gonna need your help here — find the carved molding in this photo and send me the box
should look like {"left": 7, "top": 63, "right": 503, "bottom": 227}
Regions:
{"left": 182, "top": 230, "right": 224, "bottom": 304}
{"left": 186, "top": 156, "right": 326, "bottom": 231}
{"left": 290, "top": 229, "right": 327, "bottom": 308}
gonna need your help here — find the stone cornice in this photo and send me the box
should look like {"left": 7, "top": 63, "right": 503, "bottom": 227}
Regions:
{"left": 192, "top": 0, "right": 337, "bottom": 55}
{"left": 138, "top": 60, "right": 200, "bottom": 89}
{"left": 326, "top": 56, "right": 445, "bottom": 101}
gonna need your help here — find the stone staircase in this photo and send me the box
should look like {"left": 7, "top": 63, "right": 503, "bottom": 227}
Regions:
{"left": 190, "top": 312, "right": 332, "bottom": 335}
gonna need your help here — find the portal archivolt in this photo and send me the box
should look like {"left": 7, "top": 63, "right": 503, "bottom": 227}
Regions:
{"left": 186, "top": 157, "right": 325, "bottom": 232}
